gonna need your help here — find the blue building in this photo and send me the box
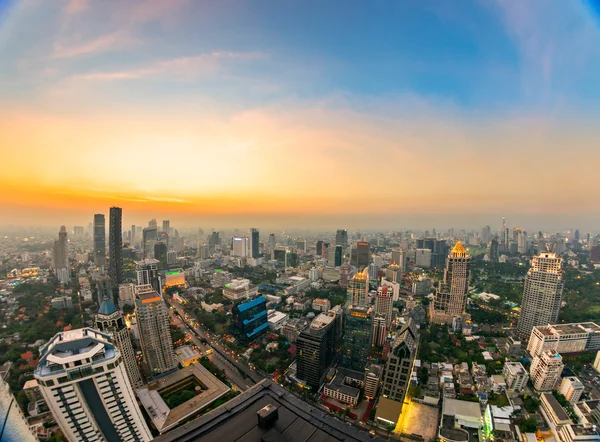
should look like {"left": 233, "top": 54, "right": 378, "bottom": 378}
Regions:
{"left": 231, "top": 296, "right": 268, "bottom": 342}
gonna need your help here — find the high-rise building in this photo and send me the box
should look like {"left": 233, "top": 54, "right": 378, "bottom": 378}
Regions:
{"left": 135, "top": 285, "right": 177, "bottom": 375}
{"left": 96, "top": 276, "right": 112, "bottom": 305}
{"left": 415, "top": 238, "right": 448, "bottom": 267}
{"left": 391, "top": 248, "right": 404, "bottom": 271}
{"left": 316, "top": 240, "right": 324, "bottom": 256}
{"left": 414, "top": 248, "right": 432, "bottom": 268}
{"left": 375, "top": 285, "right": 394, "bottom": 327}
{"left": 154, "top": 241, "right": 168, "bottom": 270}
{"left": 231, "top": 296, "right": 269, "bottom": 343}
{"left": 430, "top": 241, "right": 471, "bottom": 323}
{"left": 34, "top": 328, "right": 152, "bottom": 442}
{"left": 517, "top": 251, "right": 564, "bottom": 338}
{"left": 232, "top": 236, "right": 248, "bottom": 257}
{"left": 530, "top": 350, "right": 564, "bottom": 391}
{"left": 514, "top": 228, "right": 528, "bottom": 254}
{"left": 208, "top": 231, "right": 220, "bottom": 250}
{"left": 136, "top": 259, "right": 161, "bottom": 293}
{"left": 93, "top": 214, "right": 106, "bottom": 266}
{"left": 488, "top": 236, "right": 499, "bottom": 262}
{"left": 109, "top": 207, "right": 124, "bottom": 295}
{"left": 296, "top": 239, "right": 307, "bottom": 252}
{"left": 341, "top": 306, "right": 373, "bottom": 371}
{"left": 268, "top": 233, "right": 276, "bottom": 253}
{"left": 482, "top": 225, "right": 492, "bottom": 244}
{"left": 350, "top": 241, "right": 371, "bottom": 267}
{"left": 526, "top": 322, "right": 600, "bottom": 358}
{"left": 296, "top": 313, "right": 337, "bottom": 389}
{"left": 95, "top": 297, "right": 143, "bottom": 389}
{"left": 335, "top": 229, "right": 348, "bottom": 247}
{"left": 503, "top": 362, "right": 529, "bottom": 393}
{"left": 118, "top": 283, "right": 136, "bottom": 307}
{"left": 385, "top": 262, "right": 401, "bottom": 283}
{"left": 368, "top": 262, "right": 379, "bottom": 280}
{"left": 558, "top": 376, "right": 585, "bottom": 405}
{"left": 372, "top": 315, "right": 387, "bottom": 347}
{"left": 162, "top": 220, "right": 170, "bottom": 235}
{"left": 334, "top": 244, "right": 343, "bottom": 267}
{"left": 381, "top": 320, "right": 417, "bottom": 403}
{"left": 52, "top": 226, "right": 69, "bottom": 283}
{"left": 148, "top": 218, "right": 157, "bottom": 229}
{"left": 131, "top": 224, "right": 136, "bottom": 245}
{"left": 250, "top": 228, "right": 260, "bottom": 258}
{"left": 142, "top": 227, "right": 158, "bottom": 259}
{"left": 346, "top": 268, "right": 369, "bottom": 307}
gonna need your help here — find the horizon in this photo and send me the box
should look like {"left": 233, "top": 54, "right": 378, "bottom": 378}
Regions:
{"left": 2, "top": 1, "right": 600, "bottom": 228}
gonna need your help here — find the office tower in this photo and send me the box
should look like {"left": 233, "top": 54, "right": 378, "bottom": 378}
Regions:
{"left": 350, "top": 241, "right": 371, "bottom": 267}
{"left": 118, "top": 283, "right": 136, "bottom": 307}
{"left": 338, "top": 263, "right": 352, "bottom": 288}
{"left": 296, "top": 239, "right": 306, "bottom": 252}
{"left": 250, "top": 228, "right": 260, "bottom": 258}
{"left": 154, "top": 242, "right": 168, "bottom": 270}
{"left": 530, "top": 350, "right": 564, "bottom": 391}
{"left": 517, "top": 251, "right": 564, "bottom": 338}
{"left": 34, "top": 328, "right": 152, "bottom": 442}
{"left": 385, "top": 262, "right": 401, "bottom": 283}
{"left": 136, "top": 259, "right": 161, "bottom": 293}
{"left": 93, "top": 214, "right": 106, "bottom": 266}
{"left": 148, "top": 218, "right": 157, "bottom": 229}
{"left": 334, "top": 245, "right": 343, "bottom": 267}
{"left": 208, "top": 231, "right": 220, "bottom": 250}
{"left": 316, "top": 240, "right": 324, "bottom": 256}
{"left": 321, "top": 241, "right": 330, "bottom": 259}
{"left": 162, "top": 220, "right": 170, "bottom": 235}
{"left": 142, "top": 227, "right": 158, "bottom": 258}
{"left": 231, "top": 296, "right": 268, "bottom": 343}
{"left": 368, "top": 262, "right": 379, "bottom": 280}
{"left": 95, "top": 297, "right": 143, "bottom": 389}
{"left": 346, "top": 268, "right": 369, "bottom": 306}
{"left": 514, "top": 228, "right": 528, "bottom": 254}
{"left": 232, "top": 236, "right": 249, "bottom": 257}
{"left": 430, "top": 241, "right": 471, "bottom": 323}
{"left": 372, "top": 315, "right": 387, "bottom": 346}
{"left": 73, "top": 225, "right": 84, "bottom": 235}
{"left": 341, "top": 306, "right": 373, "bottom": 371}
{"left": 381, "top": 320, "right": 417, "bottom": 403}
{"left": 96, "top": 276, "right": 112, "bottom": 305}
{"left": 296, "top": 313, "right": 337, "bottom": 389}
{"left": 415, "top": 248, "right": 432, "bottom": 268}
{"left": 52, "top": 226, "right": 69, "bottom": 282}
{"left": 109, "top": 207, "right": 124, "bottom": 295}
{"left": 375, "top": 285, "right": 394, "bottom": 327}
{"left": 482, "top": 225, "right": 491, "bottom": 244}
{"left": 415, "top": 238, "right": 448, "bottom": 268}
{"left": 335, "top": 229, "right": 348, "bottom": 247}
{"left": 489, "top": 236, "right": 499, "bottom": 262}
{"left": 131, "top": 224, "right": 136, "bottom": 244}
{"left": 391, "top": 248, "right": 404, "bottom": 272}
{"left": 558, "top": 377, "right": 585, "bottom": 405}
{"left": 268, "top": 233, "right": 276, "bottom": 252}
{"left": 135, "top": 285, "right": 177, "bottom": 375}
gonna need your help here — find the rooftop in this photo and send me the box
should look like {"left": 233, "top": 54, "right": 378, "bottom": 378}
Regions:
{"left": 443, "top": 398, "right": 482, "bottom": 420}
{"left": 310, "top": 313, "right": 334, "bottom": 331}
{"left": 375, "top": 397, "right": 404, "bottom": 425}
{"left": 535, "top": 322, "right": 600, "bottom": 336}
{"left": 541, "top": 393, "right": 570, "bottom": 422}
{"left": 153, "top": 379, "right": 378, "bottom": 442}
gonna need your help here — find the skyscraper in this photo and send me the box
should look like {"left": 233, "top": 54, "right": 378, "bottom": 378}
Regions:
{"left": 136, "top": 259, "right": 161, "bottom": 293}
{"left": 517, "top": 251, "right": 564, "bottom": 338}
{"left": 109, "top": 207, "right": 124, "bottom": 295}
{"left": 350, "top": 241, "right": 371, "bottom": 267}
{"left": 154, "top": 241, "right": 168, "bottom": 270}
{"left": 296, "top": 313, "right": 337, "bottom": 389}
{"left": 346, "top": 268, "right": 369, "bottom": 307}
{"left": 341, "top": 306, "right": 373, "bottom": 371}
{"left": 135, "top": 285, "right": 178, "bottom": 375}
{"left": 391, "top": 248, "right": 404, "bottom": 271}
{"left": 232, "top": 236, "right": 248, "bottom": 257}
{"left": 488, "top": 236, "right": 499, "bottom": 262}
{"left": 335, "top": 229, "right": 348, "bottom": 247}
{"left": 142, "top": 227, "right": 158, "bottom": 258}
{"left": 148, "top": 218, "right": 157, "bottom": 229}
{"left": 268, "top": 233, "right": 276, "bottom": 252}
{"left": 95, "top": 297, "right": 143, "bottom": 389}
{"left": 430, "top": 241, "right": 471, "bottom": 323}
{"left": 162, "top": 219, "right": 170, "bottom": 235}
{"left": 334, "top": 244, "right": 343, "bottom": 267}
{"left": 481, "top": 225, "right": 492, "bottom": 244}
{"left": 375, "top": 285, "right": 394, "bottom": 327}
{"left": 93, "top": 213, "right": 106, "bottom": 266}
{"left": 52, "top": 225, "right": 69, "bottom": 269}
{"left": 250, "top": 228, "right": 260, "bottom": 258}
{"left": 381, "top": 320, "right": 417, "bottom": 404}
{"left": 34, "top": 328, "right": 152, "bottom": 442}
{"left": 316, "top": 240, "right": 324, "bottom": 256}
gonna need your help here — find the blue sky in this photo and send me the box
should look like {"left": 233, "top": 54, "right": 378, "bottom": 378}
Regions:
{"left": 1, "top": 0, "right": 600, "bottom": 229}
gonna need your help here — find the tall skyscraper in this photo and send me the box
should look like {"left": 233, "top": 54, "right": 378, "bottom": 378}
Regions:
{"left": 95, "top": 297, "right": 143, "bottom": 389}
{"left": 391, "top": 248, "right": 404, "bottom": 271}
{"left": 488, "top": 236, "right": 499, "bottom": 262}
{"left": 142, "top": 227, "right": 158, "bottom": 258}
{"left": 481, "top": 225, "right": 492, "bottom": 244}
{"left": 334, "top": 244, "right": 343, "bottom": 267}
{"left": 341, "top": 306, "right": 373, "bottom": 371}
{"left": 162, "top": 219, "right": 170, "bottom": 235}
{"left": 381, "top": 320, "right": 417, "bottom": 404}
{"left": 34, "top": 328, "right": 152, "bottom": 442}
{"left": 350, "top": 241, "right": 371, "bottom": 267}
{"left": 296, "top": 313, "right": 337, "bottom": 389}
{"left": 430, "top": 241, "right": 471, "bottom": 323}
{"left": 93, "top": 213, "right": 106, "bottom": 266}
{"left": 250, "top": 228, "right": 260, "bottom": 258}
{"left": 316, "top": 240, "right": 324, "bottom": 256}
{"left": 375, "top": 285, "right": 394, "bottom": 327}
{"left": 154, "top": 242, "right": 168, "bottom": 270}
{"left": 517, "top": 251, "right": 564, "bottom": 338}
{"left": 136, "top": 259, "right": 161, "bottom": 293}
{"left": 368, "top": 262, "right": 379, "bottom": 280}
{"left": 268, "top": 233, "right": 276, "bottom": 252}
{"left": 335, "top": 229, "right": 348, "bottom": 247}
{"left": 232, "top": 236, "right": 249, "bottom": 257}
{"left": 52, "top": 225, "right": 69, "bottom": 269}
{"left": 109, "top": 207, "right": 124, "bottom": 295}
{"left": 131, "top": 224, "right": 136, "bottom": 245}
{"left": 346, "top": 268, "right": 369, "bottom": 307}
{"left": 148, "top": 218, "right": 157, "bottom": 229}
{"left": 135, "top": 285, "right": 177, "bottom": 375}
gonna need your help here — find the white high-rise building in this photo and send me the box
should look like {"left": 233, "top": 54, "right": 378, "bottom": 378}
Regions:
{"left": 530, "top": 349, "right": 564, "bottom": 391}
{"left": 517, "top": 251, "right": 564, "bottom": 338}
{"left": 95, "top": 297, "right": 143, "bottom": 389}
{"left": 135, "top": 285, "right": 177, "bottom": 375}
{"left": 232, "top": 236, "right": 248, "bottom": 257}
{"left": 502, "top": 362, "right": 529, "bottom": 392}
{"left": 375, "top": 285, "right": 394, "bottom": 327}
{"left": 34, "top": 328, "right": 152, "bottom": 442}
{"left": 559, "top": 376, "right": 585, "bottom": 405}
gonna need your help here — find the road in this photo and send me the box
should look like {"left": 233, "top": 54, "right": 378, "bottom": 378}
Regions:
{"left": 165, "top": 297, "right": 264, "bottom": 389}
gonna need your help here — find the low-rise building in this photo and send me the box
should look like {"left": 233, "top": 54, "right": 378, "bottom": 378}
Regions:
{"left": 223, "top": 279, "right": 258, "bottom": 300}
{"left": 267, "top": 310, "right": 289, "bottom": 331}
{"left": 323, "top": 369, "right": 361, "bottom": 406}
{"left": 175, "top": 345, "right": 202, "bottom": 367}
{"left": 50, "top": 295, "right": 72, "bottom": 309}
{"left": 559, "top": 425, "right": 600, "bottom": 442}
{"left": 541, "top": 392, "right": 571, "bottom": 428}
{"left": 312, "top": 298, "right": 331, "bottom": 312}
{"left": 559, "top": 377, "right": 585, "bottom": 405}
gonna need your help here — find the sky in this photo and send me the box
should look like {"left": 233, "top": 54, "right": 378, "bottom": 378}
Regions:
{"left": 1, "top": 0, "right": 600, "bottom": 231}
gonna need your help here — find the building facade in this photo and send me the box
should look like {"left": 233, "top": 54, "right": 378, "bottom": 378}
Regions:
{"left": 346, "top": 268, "right": 369, "bottom": 307}
{"left": 109, "top": 207, "right": 124, "bottom": 294}
{"left": 381, "top": 320, "right": 417, "bottom": 403}
{"left": 296, "top": 313, "right": 337, "bottom": 389}
{"left": 341, "top": 306, "right": 373, "bottom": 371}
{"left": 34, "top": 328, "right": 152, "bottom": 442}
{"left": 517, "top": 251, "right": 564, "bottom": 338}
{"left": 93, "top": 214, "right": 106, "bottom": 266}
{"left": 527, "top": 322, "right": 600, "bottom": 358}
{"left": 502, "top": 362, "right": 529, "bottom": 392}
{"left": 231, "top": 296, "right": 269, "bottom": 343}
{"left": 530, "top": 350, "right": 564, "bottom": 391}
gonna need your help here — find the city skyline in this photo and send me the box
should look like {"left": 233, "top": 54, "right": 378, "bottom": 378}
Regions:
{"left": 2, "top": 1, "right": 600, "bottom": 228}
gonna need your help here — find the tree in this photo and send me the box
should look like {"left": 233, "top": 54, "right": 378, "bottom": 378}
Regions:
{"left": 386, "top": 423, "right": 396, "bottom": 434}
{"left": 519, "top": 417, "right": 537, "bottom": 433}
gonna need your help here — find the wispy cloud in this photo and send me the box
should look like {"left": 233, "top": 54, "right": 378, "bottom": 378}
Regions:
{"left": 73, "top": 51, "right": 267, "bottom": 81}
{"left": 52, "top": 31, "right": 138, "bottom": 59}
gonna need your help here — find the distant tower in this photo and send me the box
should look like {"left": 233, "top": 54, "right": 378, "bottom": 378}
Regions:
{"left": 142, "top": 227, "right": 158, "bottom": 258}
{"left": 95, "top": 297, "right": 143, "bottom": 389}
{"left": 517, "top": 251, "right": 564, "bottom": 338}
{"left": 268, "top": 233, "right": 276, "bottom": 253}
{"left": 162, "top": 220, "right": 170, "bottom": 235}
{"left": 135, "top": 285, "right": 177, "bottom": 375}
{"left": 335, "top": 229, "right": 348, "bottom": 247}
{"left": 93, "top": 214, "right": 106, "bottom": 266}
{"left": 148, "top": 218, "right": 157, "bottom": 229}
{"left": 489, "top": 236, "right": 499, "bottom": 262}
{"left": 136, "top": 259, "right": 161, "bottom": 293}
{"left": 430, "top": 241, "right": 471, "bottom": 323}
{"left": 109, "top": 207, "right": 124, "bottom": 296}
{"left": 154, "top": 242, "right": 168, "bottom": 271}
{"left": 34, "top": 328, "right": 152, "bottom": 442}
{"left": 250, "top": 228, "right": 260, "bottom": 258}
{"left": 53, "top": 226, "right": 69, "bottom": 283}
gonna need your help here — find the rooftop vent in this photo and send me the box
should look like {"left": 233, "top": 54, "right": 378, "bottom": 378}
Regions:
{"left": 257, "top": 403, "right": 279, "bottom": 429}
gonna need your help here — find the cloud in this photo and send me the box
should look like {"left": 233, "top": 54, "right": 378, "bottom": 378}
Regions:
{"left": 64, "top": 0, "right": 87, "bottom": 15}
{"left": 73, "top": 51, "right": 267, "bottom": 81}
{"left": 52, "top": 31, "right": 138, "bottom": 59}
